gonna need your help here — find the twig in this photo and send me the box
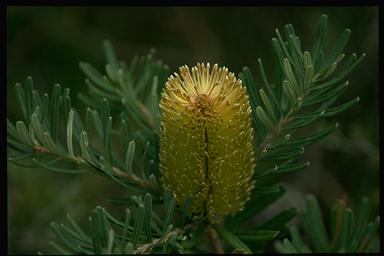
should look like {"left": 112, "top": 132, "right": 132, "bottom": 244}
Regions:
{"left": 32, "top": 145, "right": 159, "bottom": 192}
{"left": 134, "top": 224, "right": 195, "bottom": 254}
{"left": 206, "top": 224, "right": 224, "bottom": 254}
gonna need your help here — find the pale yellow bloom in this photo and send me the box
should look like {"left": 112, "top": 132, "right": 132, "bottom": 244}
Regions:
{"left": 160, "top": 63, "right": 255, "bottom": 222}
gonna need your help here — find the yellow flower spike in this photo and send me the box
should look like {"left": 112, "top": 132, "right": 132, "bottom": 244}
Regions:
{"left": 159, "top": 63, "right": 255, "bottom": 222}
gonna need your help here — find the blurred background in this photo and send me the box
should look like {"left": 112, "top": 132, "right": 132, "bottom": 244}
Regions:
{"left": 7, "top": 7, "right": 379, "bottom": 254}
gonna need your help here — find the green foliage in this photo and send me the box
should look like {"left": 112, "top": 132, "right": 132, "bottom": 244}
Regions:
{"left": 274, "top": 195, "right": 380, "bottom": 253}
{"left": 7, "top": 14, "right": 378, "bottom": 254}
{"left": 47, "top": 191, "right": 195, "bottom": 254}
{"left": 241, "top": 15, "right": 363, "bottom": 182}
{"left": 7, "top": 50, "right": 165, "bottom": 195}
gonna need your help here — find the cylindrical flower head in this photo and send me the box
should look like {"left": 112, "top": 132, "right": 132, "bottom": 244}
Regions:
{"left": 159, "top": 63, "right": 255, "bottom": 222}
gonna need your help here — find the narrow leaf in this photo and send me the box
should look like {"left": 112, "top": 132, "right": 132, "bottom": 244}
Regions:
{"left": 133, "top": 206, "right": 145, "bottom": 246}
{"left": 143, "top": 194, "right": 153, "bottom": 241}
{"left": 125, "top": 140, "right": 135, "bottom": 174}
{"left": 67, "top": 110, "right": 75, "bottom": 158}
{"left": 312, "top": 15, "right": 328, "bottom": 69}
{"left": 213, "top": 224, "right": 252, "bottom": 254}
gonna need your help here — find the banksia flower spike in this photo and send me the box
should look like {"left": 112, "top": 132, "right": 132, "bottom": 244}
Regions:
{"left": 159, "top": 63, "right": 255, "bottom": 222}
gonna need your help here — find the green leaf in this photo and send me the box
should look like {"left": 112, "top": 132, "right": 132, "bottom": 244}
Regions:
{"left": 288, "top": 225, "right": 312, "bottom": 253}
{"left": 303, "top": 64, "right": 314, "bottom": 90}
{"left": 275, "top": 161, "right": 310, "bottom": 174}
{"left": 86, "top": 79, "right": 120, "bottom": 101}
{"left": 275, "top": 238, "right": 298, "bottom": 253}
{"left": 49, "top": 241, "right": 72, "bottom": 255}
{"left": 259, "top": 89, "right": 277, "bottom": 124}
{"left": 33, "top": 157, "right": 87, "bottom": 174}
{"left": 225, "top": 186, "right": 285, "bottom": 231}
{"left": 275, "top": 195, "right": 378, "bottom": 253}
{"left": 15, "top": 82, "right": 27, "bottom": 120}
{"left": 236, "top": 230, "right": 279, "bottom": 242}
{"left": 50, "top": 84, "right": 62, "bottom": 142}
{"left": 105, "top": 229, "right": 115, "bottom": 254}
{"left": 66, "top": 110, "right": 75, "bottom": 158}
{"left": 256, "top": 106, "right": 275, "bottom": 130}
{"left": 61, "top": 89, "right": 71, "bottom": 124}
{"left": 271, "top": 37, "right": 285, "bottom": 73}
{"left": 281, "top": 123, "right": 338, "bottom": 148}
{"left": 283, "top": 58, "right": 300, "bottom": 95}
{"left": 356, "top": 216, "right": 380, "bottom": 252}
{"left": 125, "top": 140, "right": 135, "bottom": 174}
{"left": 147, "top": 76, "right": 160, "bottom": 124}
{"left": 8, "top": 152, "right": 34, "bottom": 161}
{"left": 7, "top": 137, "right": 33, "bottom": 152}
{"left": 99, "top": 157, "right": 150, "bottom": 194}
{"left": 335, "top": 208, "right": 353, "bottom": 251}
{"left": 314, "top": 53, "right": 365, "bottom": 90}
{"left": 240, "top": 67, "right": 259, "bottom": 113}
{"left": 7, "top": 118, "right": 19, "bottom": 139}
{"left": 256, "top": 60, "right": 281, "bottom": 112}
{"left": 163, "top": 189, "right": 176, "bottom": 234}
{"left": 303, "top": 51, "right": 312, "bottom": 68}
{"left": 322, "top": 61, "right": 338, "bottom": 79}
{"left": 253, "top": 186, "right": 280, "bottom": 194}
{"left": 24, "top": 76, "right": 34, "bottom": 120}
{"left": 133, "top": 205, "right": 145, "bottom": 246}
{"left": 30, "top": 111, "right": 46, "bottom": 144}
{"left": 349, "top": 197, "right": 370, "bottom": 251}
{"left": 261, "top": 146, "right": 304, "bottom": 161}
{"left": 79, "top": 62, "right": 114, "bottom": 92}
{"left": 143, "top": 193, "right": 153, "bottom": 241}
{"left": 91, "top": 209, "right": 102, "bottom": 254}
{"left": 302, "top": 195, "right": 329, "bottom": 252}
{"left": 304, "top": 81, "right": 348, "bottom": 106}
{"left": 104, "top": 116, "right": 112, "bottom": 163}
{"left": 282, "top": 79, "right": 296, "bottom": 106}
{"left": 50, "top": 222, "right": 80, "bottom": 253}
{"left": 287, "top": 34, "right": 304, "bottom": 70}
{"left": 103, "top": 39, "right": 119, "bottom": 71}
{"left": 258, "top": 208, "right": 297, "bottom": 230}
{"left": 265, "top": 134, "right": 291, "bottom": 150}
{"left": 66, "top": 214, "right": 92, "bottom": 244}
{"left": 101, "top": 99, "right": 111, "bottom": 132}
{"left": 16, "top": 121, "right": 34, "bottom": 146}
{"left": 312, "top": 14, "right": 328, "bottom": 69}
{"left": 181, "top": 195, "right": 192, "bottom": 225}
{"left": 41, "top": 93, "right": 50, "bottom": 130}
{"left": 122, "top": 209, "right": 132, "bottom": 243}
{"left": 320, "top": 28, "right": 351, "bottom": 71}
{"left": 323, "top": 97, "right": 359, "bottom": 117}
{"left": 284, "top": 111, "right": 325, "bottom": 131}
{"left": 91, "top": 110, "right": 103, "bottom": 139}
{"left": 213, "top": 224, "right": 252, "bottom": 254}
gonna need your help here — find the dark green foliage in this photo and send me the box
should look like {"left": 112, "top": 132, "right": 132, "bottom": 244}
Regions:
{"left": 47, "top": 193, "right": 195, "bottom": 254}
{"left": 7, "top": 56, "right": 163, "bottom": 195}
{"left": 274, "top": 195, "right": 380, "bottom": 253}
{"left": 241, "top": 15, "right": 363, "bottom": 182}
{"left": 7, "top": 14, "right": 378, "bottom": 254}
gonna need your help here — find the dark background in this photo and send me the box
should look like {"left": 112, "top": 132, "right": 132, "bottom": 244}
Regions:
{"left": 7, "top": 7, "right": 379, "bottom": 254}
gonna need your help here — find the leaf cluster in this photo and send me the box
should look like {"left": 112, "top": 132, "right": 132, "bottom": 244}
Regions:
{"left": 274, "top": 195, "right": 380, "bottom": 253}
{"left": 48, "top": 190, "right": 195, "bottom": 254}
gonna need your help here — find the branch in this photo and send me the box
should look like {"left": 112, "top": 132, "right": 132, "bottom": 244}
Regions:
{"left": 133, "top": 224, "right": 194, "bottom": 254}
{"left": 29, "top": 144, "right": 159, "bottom": 193}
{"left": 206, "top": 224, "right": 224, "bottom": 254}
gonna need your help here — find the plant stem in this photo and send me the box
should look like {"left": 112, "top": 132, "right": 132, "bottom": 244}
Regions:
{"left": 206, "top": 224, "right": 224, "bottom": 254}
{"left": 134, "top": 223, "right": 195, "bottom": 254}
